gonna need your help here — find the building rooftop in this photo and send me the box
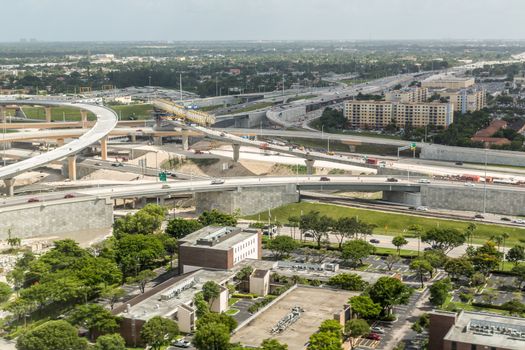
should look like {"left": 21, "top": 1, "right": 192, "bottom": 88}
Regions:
{"left": 443, "top": 310, "right": 525, "bottom": 350}
{"left": 252, "top": 269, "right": 270, "bottom": 279}
{"left": 180, "top": 226, "right": 258, "bottom": 251}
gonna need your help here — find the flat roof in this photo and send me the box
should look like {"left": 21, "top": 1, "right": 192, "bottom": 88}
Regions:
{"left": 118, "top": 269, "right": 233, "bottom": 321}
{"left": 180, "top": 226, "right": 258, "bottom": 251}
{"left": 444, "top": 311, "right": 525, "bottom": 350}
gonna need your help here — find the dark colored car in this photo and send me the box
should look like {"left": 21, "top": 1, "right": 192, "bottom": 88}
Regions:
{"left": 455, "top": 161, "right": 464, "bottom": 166}
{"left": 366, "top": 333, "right": 381, "bottom": 341}
{"left": 27, "top": 198, "right": 40, "bottom": 203}
{"left": 370, "top": 239, "right": 380, "bottom": 244}
{"left": 320, "top": 177, "right": 330, "bottom": 181}
{"left": 64, "top": 194, "right": 75, "bottom": 199}
{"left": 474, "top": 214, "right": 485, "bottom": 219}
{"left": 501, "top": 217, "right": 511, "bottom": 221}
{"left": 386, "top": 177, "right": 398, "bottom": 182}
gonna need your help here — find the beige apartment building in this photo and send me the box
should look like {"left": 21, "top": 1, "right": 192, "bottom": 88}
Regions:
{"left": 344, "top": 100, "right": 454, "bottom": 129}
{"left": 437, "top": 87, "right": 486, "bottom": 113}
{"left": 422, "top": 76, "right": 475, "bottom": 89}
{"left": 385, "top": 87, "right": 428, "bottom": 103}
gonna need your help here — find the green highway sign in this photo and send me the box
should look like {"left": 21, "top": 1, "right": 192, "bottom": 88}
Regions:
{"left": 159, "top": 172, "right": 167, "bottom": 182}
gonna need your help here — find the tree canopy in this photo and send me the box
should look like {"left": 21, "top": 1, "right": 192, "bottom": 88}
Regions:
{"left": 341, "top": 240, "right": 375, "bottom": 267}
{"left": 327, "top": 273, "right": 368, "bottom": 291}
{"left": 267, "top": 235, "right": 298, "bottom": 259}
{"left": 368, "top": 277, "right": 414, "bottom": 315}
{"left": 422, "top": 228, "right": 466, "bottom": 253}
{"left": 198, "top": 209, "right": 237, "bottom": 227}
{"left": 140, "top": 316, "right": 179, "bottom": 350}
{"left": 349, "top": 295, "right": 382, "bottom": 319}
{"left": 16, "top": 320, "right": 88, "bottom": 350}
{"left": 166, "top": 218, "right": 203, "bottom": 239}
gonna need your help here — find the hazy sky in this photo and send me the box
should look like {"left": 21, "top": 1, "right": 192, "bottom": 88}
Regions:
{"left": 2, "top": 0, "right": 525, "bottom": 41}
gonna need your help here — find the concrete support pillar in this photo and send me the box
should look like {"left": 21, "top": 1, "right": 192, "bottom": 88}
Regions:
{"left": 159, "top": 196, "right": 166, "bottom": 206}
{"left": 57, "top": 138, "right": 65, "bottom": 146}
{"left": 181, "top": 131, "right": 189, "bottom": 151}
{"left": 305, "top": 159, "right": 315, "bottom": 175}
{"left": 80, "top": 110, "right": 88, "bottom": 128}
{"left": 130, "top": 134, "right": 136, "bottom": 143}
{"left": 0, "top": 106, "right": 5, "bottom": 122}
{"left": 67, "top": 155, "right": 77, "bottom": 181}
{"left": 100, "top": 137, "right": 108, "bottom": 161}
{"left": 232, "top": 143, "right": 241, "bottom": 162}
{"left": 45, "top": 107, "right": 52, "bottom": 122}
{"left": 3, "top": 178, "right": 15, "bottom": 197}
{"left": 153, "top": 136, "right": 163, "bottom": 146}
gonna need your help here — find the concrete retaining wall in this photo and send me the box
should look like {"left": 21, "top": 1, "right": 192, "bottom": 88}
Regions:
{"left": 382, "top": 191, "right": 422, "bottom": 207}
{"left": 421, "top": 185, "right": 525, "bottom": 215}
{"left": 0, "top": 197, "right": 113, "bottom": 239}
{"left": 195, "top": 184, "right": 299, "bottom": 215}
{"left": 420, "top": 144, "right": 525, "bottom": 167}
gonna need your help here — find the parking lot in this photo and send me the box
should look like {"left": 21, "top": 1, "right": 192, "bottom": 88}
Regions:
{"left": 231, "top": 286, "right": 357, "bottom": 349}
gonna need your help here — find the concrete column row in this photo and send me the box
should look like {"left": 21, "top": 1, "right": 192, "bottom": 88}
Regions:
{"left": 305, "top": 159, "right": 315, "bottom": 175}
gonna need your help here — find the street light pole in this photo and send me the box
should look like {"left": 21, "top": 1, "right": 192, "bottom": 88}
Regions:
{"left": 483, "top": 148, "right": 488, "bottom": 214}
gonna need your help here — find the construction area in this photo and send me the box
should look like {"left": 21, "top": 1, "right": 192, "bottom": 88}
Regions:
{"left": 231, "top": 286, "right": 355, "bottom": 349}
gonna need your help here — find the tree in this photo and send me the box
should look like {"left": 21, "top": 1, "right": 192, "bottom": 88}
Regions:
{"left": 345, "top": 319, "right": 370, "bottom": 349}
{"left": 423, "top": 249, "right": 448, "bottom": 270}
{"left": 202, "top": 281, "right": 221, "bottom": 306}
{"left": 94, "top": 334, "right": 126, "bottom": 350}
{"left": 102, "top": 287, "right": 126, "bottom": 310}
{"left": 127, "top": 269, "right": 156, "bottom": 294}
{"left": 429, "top": 278, "right": 452, "bottom": 306}
{"left": 512, "top": 265, "right": 525, "bottom": 289}
{"left": 318, "top": 319, "right": 343, "bottom": 337}
{"left": 113, "top": 204, "right": 166, "bottom": 238}
{"left": 421, "top": 228, "right": 466, "bottom": 253}
{"left": 333, "top": 217, "right": 359, "bottom": 249}
{"left": 159, "top": 234, "right": 178, "bottom": 270}
{"left": 267, "top": 235, "right": 298, "bottom": 259}
{"left": 341, "top": 240, "right": 375, "bottom": 267}
{"left": 444, "top": 258, "right": 474, "bottom": 281}
{"left": 115, "top": 234, "right": 165, "bottom": 277}
{"left": 68, "top": 304, "right": 120, "bottom": 341}
{"left": 307, "top": 331, "right": 342, "bottom": 350}
{"left": 469, "top": 241, "right": 503, "bottom": 275}
{"left": 501, "top": 299, "right": 525, "bottom": 316}
{"left": 0, "top": 281, "right": 12, "bottom": 303}
{"left": 166, "top": 218, "right": 203, "bottom": 239}
{"left": 384, "top": 254, "right": 401, "bottom": 271}
{"left": 465, "top": 223, "right": 477, "bottom": 247}
{"left": 193, "top": 322, "right": 230, "bottom": 350}
{"left": 299, "top": 211, "right": 334, "bottom": 248}
{"left": 287, "top": 215, "right": 300, "bottom": 240}
{"left": 349, "top": 295, "right": 381, "bottom": 320}
{"left": 327, "top": 273, "right": 368, "bottom": 291}
{"left": 198, "top": 209, "right": 237, "bottom": 227}
{"left": 193, "top": 292, "right": 210, "bottom": 318}
{"left": 196, "top": 312, "right": 237, "bottom": 332}
{"left": 410, "top": 258, "right": 434, "bottom": 288}
{"left": 392, "top": 236, "right": 408, "bottom": 255}
{"left": 369, "top": 277, "right": 414, "bottom": 316}
{"left": 16, "top": 320, "right": 88, "bottom": 350}
{"left": 408, "top": 224, "right": 423, "bottom": 256}
{"left": 261, "top": 338, "right": 288, "bottom": 350}
{"left": 140, "top": 316, "right": 179, "bottom": 350}
{"left": 507, "top": 245, "right": 525, "bottom": 266}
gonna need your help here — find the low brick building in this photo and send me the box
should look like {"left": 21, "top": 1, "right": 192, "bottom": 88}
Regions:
{"left": 178, "top": 226, "right": 262, "bottom": 273}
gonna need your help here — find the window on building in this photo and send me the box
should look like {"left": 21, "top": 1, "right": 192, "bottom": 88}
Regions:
{"left": 451, "top": 342, "right": 457, "bottom": 350}
{"left": 470, "top": 345, "right": 476, "bottom": 350}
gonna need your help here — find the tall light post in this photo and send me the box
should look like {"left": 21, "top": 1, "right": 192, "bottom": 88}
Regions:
{"left": 327, "top": 135, "right": 331, "bottom": 153}
{"left": 483, "top": 147, "right": 488, "bottom": 214}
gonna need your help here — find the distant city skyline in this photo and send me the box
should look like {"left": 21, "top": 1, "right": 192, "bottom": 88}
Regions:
{"left": 1, "top": 0, "right": 525, "bottom": 42}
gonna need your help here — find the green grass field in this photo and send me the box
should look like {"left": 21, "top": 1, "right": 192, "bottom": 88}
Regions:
{"left": 21, "top": 106, "right": 96, "bottom": 121}
{"left": 245, "top": 202, "right": 525, "bottom": 247}
{"left": 235, "top": 101, "right": 274, "bottom": 113}
{"left": 199, "top": 104, "right": 224, "bottom": 112}
{"left": 107, "top": 104, "right": 154, "bottom": 120}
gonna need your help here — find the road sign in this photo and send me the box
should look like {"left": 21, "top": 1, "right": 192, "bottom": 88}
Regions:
{"left": 159, "top": 172, "right": 167, "bottom": 182}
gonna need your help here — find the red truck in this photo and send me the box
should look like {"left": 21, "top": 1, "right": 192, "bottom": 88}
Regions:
{"left": 366, "top": 158, "right": 378, "bottom": 165}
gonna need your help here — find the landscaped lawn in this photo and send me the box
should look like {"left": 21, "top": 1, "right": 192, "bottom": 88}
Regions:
{"left": 246, "top": 202, "right": 525, "bottom": 247}
{"left": 107, "top": 104, "right": 154, "bottom": 120}
{"left": 21, "top": 106, "right": 96, "bottom": 121}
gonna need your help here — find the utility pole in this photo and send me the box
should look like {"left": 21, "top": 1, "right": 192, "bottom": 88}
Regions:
{"left": 483, "top": 148, "right": 488, "bottom": 214}
{"left": 282, "top": 74, "right": 285, "bottom": 96}
{"left": 179, "top": 73, "right": 183, "bottom": 101}
{"left": 215, "top": 76, "right": 218, "bottom": 97}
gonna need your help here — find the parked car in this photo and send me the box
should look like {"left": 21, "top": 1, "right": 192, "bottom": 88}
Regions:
{"left": 371, "top": 326, "right": 385, "bottom": 334}
{"left": 27, "top": 198, "right": 40, "bottom": 203}
{"left": 64, "top": 194, "right": 75, "bottom": 199}
{"left": 386, "top": 177, "right": 398, "bottom": 182}
{"left": 319, "top": 176, "right": 330, "bottom": 181}
{"left": 304, "top": 232, "right": 313, "bottom": 238}
{"left": 369, "top": 239, "right": 380, "bottom": 244}
{"left": 172, "top": 339, "right": 191, "bottom": 348}
{"left": 211, "top": 178, "right": 225, "bottom": 185}
{"left": 513, "top": 219, "right": 525, "bottom": 224}
{"left": 418, "top": 179, "right": 431, "bottom": 184}
{"left": 366, "top": 333, "right": 381, "bottom": 341}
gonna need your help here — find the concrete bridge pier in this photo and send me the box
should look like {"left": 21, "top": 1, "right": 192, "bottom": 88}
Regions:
{"left": 100, "top": 137, "right": 108, "bottom": 160}
{"left": 182, "top": 131, "right": 189, "bottom": 151}
{"left": 45, "top": 107, "right": 52, "bottom": 122}
{"left": 67, "top": 155, "right": 77, "bottom": 181}
{"left": 0, "top": 106, "right": 5, "bottom": 122}
{"left": 154, "top": 136, "right": 163, "bottom": 146}
{"left": 129, "top": 134, "right": 136, "bottom": 143}
{"left": 305, "top": 159, "right": 315, "bottom": 175}
{"left": 57, "top": 138, "right": 65, "bottom": 146}
{"left": 232, "top": 144, "right": 241, "bottom": 162}
{"left": 80, "top": 111, "right": 88, "bottom": 128}
{"left": 3, "top": 178, "right": 15, "bottom": 197}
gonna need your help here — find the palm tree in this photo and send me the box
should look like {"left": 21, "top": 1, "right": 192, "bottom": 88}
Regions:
{"left": 466, "top": 223, "right": 477, "bottom": 247}
{"left": 408, "top": 224, "right": 423, "bottom": 256}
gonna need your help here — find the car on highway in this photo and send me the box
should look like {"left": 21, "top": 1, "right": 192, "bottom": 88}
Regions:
{"left": 64, "top": 194, "right": 75, "bottom": 199}
{"left": 386, "top": 177, "right": 398, "bottom": 182}
{"left": 416, "top": 206, "right": 428, "bottom": 211}
{"left": 501, "top": 217, "right": 511, "bottom": 221}
{"left": 474, "top": 214, "right": 485, "bottom": 219}
{"left": 211, "top": 178, "right": 225, "bottom": 185}
{"left": 319, "top": 177, "right": 330, "bottom": 181}
{"left": 418, "top": 179, "right": 431, "bottom": 184}
{"left": 513, "top": 219, "right": 525, "bottom": 224}
{"left": 464, "top": 182, "right": 475, "bottom": 187}
{"left": 455, "top": 161, "right": 464, "bottom": 166}
{"left": 172, "top": 338, "right": 192, "bottom": 348}
{"left": 366, "top": 333, "right": 381, "bottom": 341}
{"left": 369, "top": 239, "right": 380, "bottom": 244}
{"left": 27, "top": 198, "right": 40, "bottom": 203}
{"left": 111, "top": 163, "right": 119, "bottom": 167}
{"left": 94, "top": 162, "right": 101, "bottom": 166}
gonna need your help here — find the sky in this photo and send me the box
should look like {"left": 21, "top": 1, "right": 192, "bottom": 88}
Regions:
{"left": 1, "top": 0, "right": 525, "bottom": 42}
